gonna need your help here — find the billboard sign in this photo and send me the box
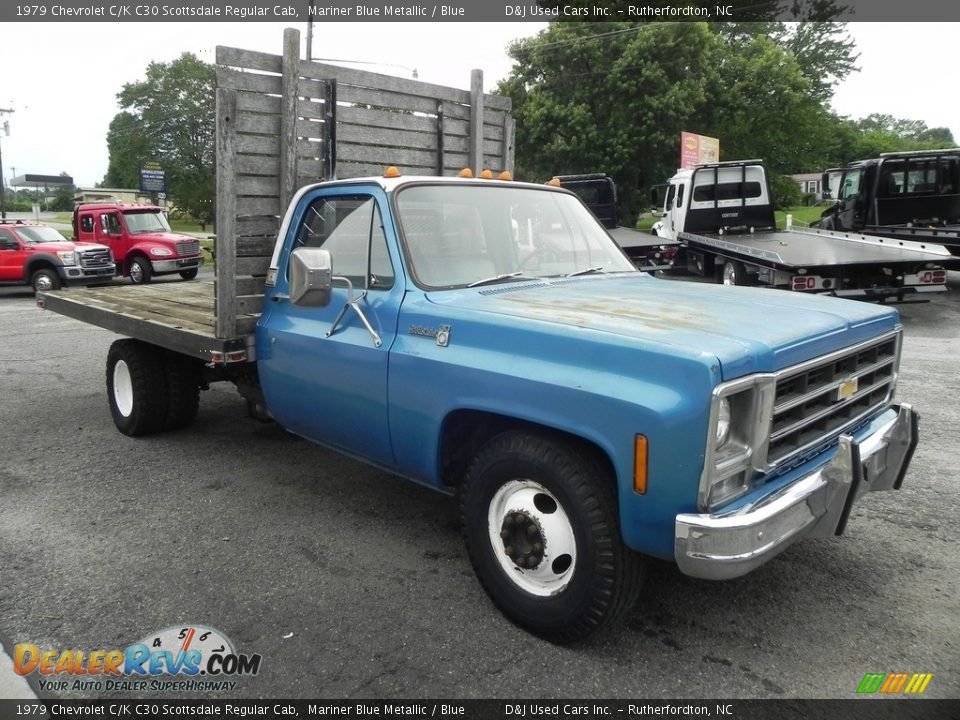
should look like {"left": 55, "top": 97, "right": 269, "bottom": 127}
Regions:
{"left": 140, "top": 162, "right": 166, "bottom": 193}
{"left": 680, "top": 132, "right": 720, "bottom": 169}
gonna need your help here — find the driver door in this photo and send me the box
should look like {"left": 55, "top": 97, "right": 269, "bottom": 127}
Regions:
{"left": 256, "top": 186, "right": 403, "bottom": 467}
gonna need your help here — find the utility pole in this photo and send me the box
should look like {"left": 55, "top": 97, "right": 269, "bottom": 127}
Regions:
{"left": 0, "top": 107, "right": 13, "bottom": 221}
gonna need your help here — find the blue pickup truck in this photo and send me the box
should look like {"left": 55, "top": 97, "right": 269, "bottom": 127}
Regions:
{"left": 40, "top": 172, "right": 919, "bottom": 642}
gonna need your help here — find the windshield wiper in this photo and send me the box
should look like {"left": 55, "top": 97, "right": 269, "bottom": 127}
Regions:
{"left": 467, "top": 272, "right": 535, "bottom": 288}
{"left": 564, "top": 266, "right": 605, "bottom": 277}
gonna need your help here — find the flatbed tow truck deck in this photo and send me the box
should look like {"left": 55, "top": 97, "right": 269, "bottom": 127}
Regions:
{"left": 38, "top": 281, "right": 254, "bottom": 363}
{"left": 682, "top": 226, "right": 957, "bottom": 269}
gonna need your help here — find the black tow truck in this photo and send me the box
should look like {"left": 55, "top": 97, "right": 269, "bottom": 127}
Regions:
{"left": 554, "top": 173, "right": 679, "bottom": 271}
{"left": 652, "top": 160, "right": 951, "bottom": 302}
{"left": 817, "top": 148, "right": 960, "bottom": 256}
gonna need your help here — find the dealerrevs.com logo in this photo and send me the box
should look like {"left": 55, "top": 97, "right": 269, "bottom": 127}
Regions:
{"left": 14, "top": 625, "right": 262, "bottom": 693}
{"left": 856, "top": 672, "right": 933, "bottom": 695}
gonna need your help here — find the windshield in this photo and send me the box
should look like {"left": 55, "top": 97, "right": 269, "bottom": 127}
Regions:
{"left": 15, "top": 226, "right": 69, "bottom": 244}
{"left": 122, "top": 210, "right": 171, "bottom": 234}
{"left": 395, "top": 184, "right": 636, "bottom": 288}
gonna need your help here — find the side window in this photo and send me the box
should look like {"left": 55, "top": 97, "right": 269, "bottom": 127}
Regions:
{"left": 296, "top": 195, "right": 394, "bottom": 289}
{"left": 0, "top": 229, "right": 19, "bottom": 250}
{"left": 100, "top": 214, "right": 122, "bottom": 235}
{"left": 80, "top": 215, "right": 94, "bottom": 234}
{"left": 840, "top": 169, "right": 862, "bottom": 200}
{"left": 665, "top": 184, "right": 677, "bottom": 211}
{"left": 677, "top": 183, "right": 685, "bottom": 208}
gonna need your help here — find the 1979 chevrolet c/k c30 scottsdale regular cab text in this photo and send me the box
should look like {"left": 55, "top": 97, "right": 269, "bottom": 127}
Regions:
{"left": 40, "top": 171, "right": 919, "bottom": 642}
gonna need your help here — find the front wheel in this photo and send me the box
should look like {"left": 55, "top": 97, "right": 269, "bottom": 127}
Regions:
{"left": 179, "top": 268, "right": 199, "bottom": 280}
{"left": 128, "top": 256, "right": 153, "bottom": 284}
{"left": 31, "top": 268, "right": 62, "bottom": 293}
{"left": 460, "top": 431, "right": 645, "bottom": 643}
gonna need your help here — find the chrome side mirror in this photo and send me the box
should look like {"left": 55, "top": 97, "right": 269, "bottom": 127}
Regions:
{"left": 289, "top": 247, "right": 333, "bottom": 307}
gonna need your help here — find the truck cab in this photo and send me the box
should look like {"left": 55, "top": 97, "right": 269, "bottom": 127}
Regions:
{"left": 72, "top": 203, "right": 203, "bottom": 284}
{"left": 0, "top": 221, "right": 115, "bottom": 292}
{"left": 818, "top": 149, "right": 960, "bottom": 242}
{"left": 653, "top": 162, "right": 774, "bottom": 244}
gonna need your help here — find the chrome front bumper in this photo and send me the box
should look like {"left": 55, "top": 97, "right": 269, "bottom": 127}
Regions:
{"left": 152, "top": 257, "right": 202, "bottom": 273}
{"left": 675, "top": 404, "right": 918, "bottom": 581}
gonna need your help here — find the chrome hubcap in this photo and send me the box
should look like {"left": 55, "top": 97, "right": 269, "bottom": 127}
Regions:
{"left": 33, "top": 274, "right": 54, "bottom": 292}
{"left": 488, "top": 480, "right": 577, "bottom": 596}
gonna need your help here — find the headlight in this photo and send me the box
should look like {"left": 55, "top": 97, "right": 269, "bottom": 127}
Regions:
{"left": 715, "top": 397, "right": 731, "bottom": 448}
{"left": 56, "top": 251, "right": 77, "bottom": 265}
{"left": 700, "top": 379, "right": 776, "bottom": 511}
{"left": 150, "top": 247, "right": 173, "bottom": 257}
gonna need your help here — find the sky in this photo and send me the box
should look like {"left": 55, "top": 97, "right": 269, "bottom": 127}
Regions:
{"left": 0, "top": 21, "right": 957, "bottom": 189}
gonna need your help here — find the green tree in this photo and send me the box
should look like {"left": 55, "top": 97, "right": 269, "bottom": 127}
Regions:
{"left": 103, "top": 112, "right": 152, "bottom": 189}
{"left": 104, "top": 53, "right": 215, "bottom": 224}
{"left": 50, "top": 173, "right": 77, "bottom": 212}
{"left": 500, "top": 21, "right": 849, "bottom": 220}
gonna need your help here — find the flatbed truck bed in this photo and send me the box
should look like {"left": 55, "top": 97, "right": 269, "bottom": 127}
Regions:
{"left": 609, "top": 226, "right": 678, "bottom": 271}
{"left": 678, "top": 225, "right": 952, "bottom": 300}
{"left": 680, "top": 226, "right": 955, "bottom": 269}
{"left": 38, "top": 281, "right": 255, "bottom": 363}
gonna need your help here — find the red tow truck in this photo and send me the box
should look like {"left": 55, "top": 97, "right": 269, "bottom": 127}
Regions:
{"left": 72, "top": 203, "right": 203, "bottom": 284}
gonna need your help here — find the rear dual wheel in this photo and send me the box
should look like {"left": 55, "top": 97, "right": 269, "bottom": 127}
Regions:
{"left": 106, "top": 340, "right": 200, "bottom": 436}
{"left": 721, "top": 259, "right": 749, "bottom": 286}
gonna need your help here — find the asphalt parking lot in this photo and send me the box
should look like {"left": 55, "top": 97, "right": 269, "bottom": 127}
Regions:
{"left": 1, "top": 269, "right": 958, "bottom": 701}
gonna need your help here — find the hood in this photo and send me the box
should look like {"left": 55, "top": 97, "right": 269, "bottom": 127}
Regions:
{"left": 128, "top": 232, "right": 197, "bottom": 245}
{"left": 29, "top": 241, "right": 110, "bottom": 253}
{"left": 425, "top": 274, "right": 900, "bottom": 379}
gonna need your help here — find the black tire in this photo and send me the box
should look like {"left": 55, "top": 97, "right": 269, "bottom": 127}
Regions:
{"left": 163, "top": 351, "right": 201, "bottom": 431}
{"left": 721, "top": 259, "right": 749, "bottom": 286}
{"left": 106, "top": 339, "right": 168, "bottom": 436}
{"left": 179, "top": 268, "right": 199, "bottom": 281}
{"left": 31, "top": 267, "right": 62, "bottom": 293}
{"left": 460, "top": 430, "right": 645, "bottom": 643}
{"left": 128, "top": 256, "right": 153, "bottom": 284}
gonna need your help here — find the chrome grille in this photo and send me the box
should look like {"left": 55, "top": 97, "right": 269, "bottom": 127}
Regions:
{"left": 177, "top": 240, "right": 201, "bottom": 257}
{"left": 767, "top": 334, "right": 899, "bottom": 465}
{"left": 79, "top": 247, "right": 112, "bottom": 268}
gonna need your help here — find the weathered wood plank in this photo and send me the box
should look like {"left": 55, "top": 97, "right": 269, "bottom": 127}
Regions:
{"left": 237, "top": 176, "right": 280, "bottom": 197}
{"left": 237, "top": 92, "right": 281, "bottom": 114}
{"left": 237, "top": 217, "right": 281, "bottom": 235}
{"left": 331, "top": 83, "right": 457, "bottom": 117}
{"left": 296, "top": 98, "right": 327, "bottom": 121}
{"left": 236, "top": 295, "right": 265, "bottom": 314}
{"left": 236, "top": 197, "right": 282, "bottom": 216}
{"left": 236, "top": 277, "right": 267, "bottom": 295}
{"left": 237, "top": 256, "right": 271, "bottom": 276}
{"left": 469, "top": 70, "right": 484, "bottom": 174}
{"left": 217, "top": 46, "right": 282, "bottom": 74}
{"left": 338, "top": 124, "right": 439, "bottom": 151}
{"left": 235, "top": 155, "right": 280, "bottom": 176}
{"left": 337, "top": 143, "right": 440, "bottom": 168}
{"left": 237, "top": 236, "right": 277, "bottom": 256}
{"left": 235, "top": 134, "right": 280, "bottom": 156}
{"left": 279, "top": 28, "right": 301, "bottom": 212}
{"left": 298, "top": 59, "right": 472, "bottom": 105}
{"left": 235, "top": 316, "right": 260, "bottom": 336}
{"left": 215, "top": 87, "right": 239, "bottom": 339}
{"left": 237, "top": 114, "right": 280, "bottom": 135}
{"left": 217, "top": 67, "right": 281, "bottom": 95}
{"left": 337, "top": 105, "right": 439, "bottom": 134}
